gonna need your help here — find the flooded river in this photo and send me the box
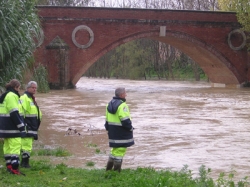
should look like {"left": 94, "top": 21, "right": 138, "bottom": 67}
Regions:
{"left": 35, "top": 77, "right": 250, "bottom": 179}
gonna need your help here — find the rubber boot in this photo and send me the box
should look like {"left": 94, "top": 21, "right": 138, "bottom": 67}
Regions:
{"left": 106, "top": 156, "right": 114, "bottom": 171}
{"left": 5, "top": 155, "right": 12, "bottom": 173}
{"left": 11, "top": 157, "right": 25, "bottom": 176}
{"left": 113, "top": 159, "right": 122, "bottom": 173}
{"left": 6, "top": 164, "right": 12, "bottom": 173}
{"left": 11, "top": 168, "right": 26, "bottom": 176}
{"left": 21, "top": 157, "right": 31, "bottom": 168}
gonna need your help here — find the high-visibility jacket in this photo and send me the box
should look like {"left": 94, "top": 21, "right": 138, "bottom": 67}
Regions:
{"left": 20, "top": 92, "right": 42, "bottom": 140}
{"left": 0, "top": 91, "right": 26, "bottom": 138}
{"left": 105, "top": 97, "right": 134, "bottom": 148}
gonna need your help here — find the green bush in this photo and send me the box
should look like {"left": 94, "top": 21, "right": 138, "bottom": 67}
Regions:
{"left": 32, "top": 64, "right": 50, "bottom": 93}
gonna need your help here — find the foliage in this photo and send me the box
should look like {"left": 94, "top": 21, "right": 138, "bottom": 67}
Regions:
{"left": 29, "top": 159, "right": 52, "bottom": 171}
{"left": 36, "top": 0, "right": 93, "bottom": 6}
{"left": 55, "top": 163, "right": 68, "bottom": 174}
{"left": 218, "top": 0, "right": 250, "bottom": 33}
{"left": 218, "top": 0, "right": 237, "bottom": 11}
{"left": 235, "top": 0, "right": 250, "bottom": 33}
{"left": 85, "top": 38, "right": 207, "bottom": 81}
{"left": 32, "top": 64, "right": 50, "bottom": 93}
{"left": 0, "top": 141, "right": 249, "bottom": 186}
{"left": 33, "top": 146, "right": 71, "bottom": 157}
{"left": 0, "top": 0, "right": 43, "bottom": 91}
{"left": 37, "top": 0, "right": 219, "bottom": 10}
{"left": 37, "top": 0, "right": 219, "bottom": 83}
{"left": 86, "top": 143, "right": 97, "bottom": 147}
{"left": 195, "top": 165, "right": 214, "bottom": 186}
{"left": 86, "top": 161, "right": 95, "bottom": 167}
{"left": 0, "top": 163, "right": 249, "bottom": 187}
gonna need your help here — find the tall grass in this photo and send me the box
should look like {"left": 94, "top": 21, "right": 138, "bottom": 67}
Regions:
{"left": 0, "top": 0, "right": 42, "bottom": 91}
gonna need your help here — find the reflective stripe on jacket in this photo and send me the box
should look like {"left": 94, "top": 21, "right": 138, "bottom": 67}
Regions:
{"left": 105, "top": 98, "right": 134, "bottom": 148}
{"left": 20, "top": 92, "right": 42, "bottom": 140}
{"left": 0, "top": 92, "right": 26, "bottom": 138}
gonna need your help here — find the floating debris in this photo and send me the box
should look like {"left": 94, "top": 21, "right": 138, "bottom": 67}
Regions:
{"left": 65, "top": 128, "right": 81, "bottom": 136}
{"left": 65, "top": 125, "right": 102, "bottom": 136}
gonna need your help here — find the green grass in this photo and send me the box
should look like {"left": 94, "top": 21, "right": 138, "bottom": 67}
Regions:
{"left": 86, "top": 143, "right": 98, "bottom": 148}
{"left": 0, "top": 163, "right": 249, "bottom": 187}
{"left": 33, "top": 147, "right": 71, "bottom": 157}
{"left": 95, "top": 148, "right": 101, "bottom": 154}
{"left": 0, "top": 141, "right": 249, "bottom": 187}
{"left": 85, "top": 161, "right": 95, "bottom": 167}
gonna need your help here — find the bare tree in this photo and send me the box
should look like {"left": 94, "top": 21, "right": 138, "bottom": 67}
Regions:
{"left": 37, "top": 0, "right": 95, "bottom": 6}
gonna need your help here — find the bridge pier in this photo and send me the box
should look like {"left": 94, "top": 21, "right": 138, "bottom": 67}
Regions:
{"left": 211, "top": 83, "right": 242, "bottom": 88}
{"left": 246, "top": 51, "right": 250, "bottom": 84}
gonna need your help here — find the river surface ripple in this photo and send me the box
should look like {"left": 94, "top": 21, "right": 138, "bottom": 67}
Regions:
{"left": 36, "top": 77, "right": 250, "bottom": 180}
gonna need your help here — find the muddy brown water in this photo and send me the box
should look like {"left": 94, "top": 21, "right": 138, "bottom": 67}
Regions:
{"left": 34, "top": 77, "right": 250, "bottom": 179}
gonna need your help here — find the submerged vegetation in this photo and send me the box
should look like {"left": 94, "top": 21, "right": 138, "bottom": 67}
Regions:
{"left": 32, "top": 146, "right": 71, "bottom": 157}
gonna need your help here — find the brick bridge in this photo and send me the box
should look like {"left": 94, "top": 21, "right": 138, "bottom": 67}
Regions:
{"left": 35, "top": 6, "right": 250, "bottom": 89}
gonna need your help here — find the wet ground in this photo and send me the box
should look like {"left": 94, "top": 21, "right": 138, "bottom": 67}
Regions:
{"left": 35, "top": 77, "right": 250, "bottom": 179}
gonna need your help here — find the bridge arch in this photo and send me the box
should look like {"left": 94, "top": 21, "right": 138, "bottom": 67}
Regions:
{"left": 72, "top": 30, "right": 239, "bottom": 85}
{"left": 35, "top": 6, "right": 249, "bottom": 89}
{"left": 155, "top": 31, "right": 240, "bottom": 85}
{"left": 72, "top": 31, "right": 157, "bottom": 84}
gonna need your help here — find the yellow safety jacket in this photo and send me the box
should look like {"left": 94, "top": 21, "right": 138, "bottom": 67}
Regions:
{"left": 0, "top": 91, "right": 26, "bottom": 138}
{"left": 105, "top": 97, "right": 134, "bottom": 148}
{"left": 20, "top": 92, "right": 42, "bottom": 140}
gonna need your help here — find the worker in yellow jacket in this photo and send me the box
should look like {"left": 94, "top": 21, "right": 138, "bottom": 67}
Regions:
{"left": 104, "top": 87, "right": 134, "bottom": 172}
{"left": 20, "top": 81, "right": 42, "bottom": 168}
{"left": 0, "top": 79, "right": 26, "bottom": 175}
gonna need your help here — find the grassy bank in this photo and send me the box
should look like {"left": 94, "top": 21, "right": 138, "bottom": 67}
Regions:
{"left": 0, "top": 141, "right": 249, "bottom": 187}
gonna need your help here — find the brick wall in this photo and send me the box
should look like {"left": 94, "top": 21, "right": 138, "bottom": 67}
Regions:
{"left": 34, "top": 6, "right": 248, "bottom": 89}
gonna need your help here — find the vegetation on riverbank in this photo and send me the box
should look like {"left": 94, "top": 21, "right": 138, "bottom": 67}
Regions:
{"left": 0, "top": 141, "right": 249, "bottom": 187}
{"left": 84, "top": 39, "right": 208, "bottom": 82}
{"left": 0, "top": 0, "right": 42, "bottom": 92}
{"left": 1, "top": 160, "right": 249, "bottom": 187}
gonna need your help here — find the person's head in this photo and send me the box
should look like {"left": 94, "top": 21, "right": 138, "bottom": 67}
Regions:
{"left": 5, "top": 79, "right": 21, "bottom": 92}
{"left": 26, "top": 81, "right": 38, "bottom": 95}
{"left": 115, "top": 87, "right": 126, "bottom": 99}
